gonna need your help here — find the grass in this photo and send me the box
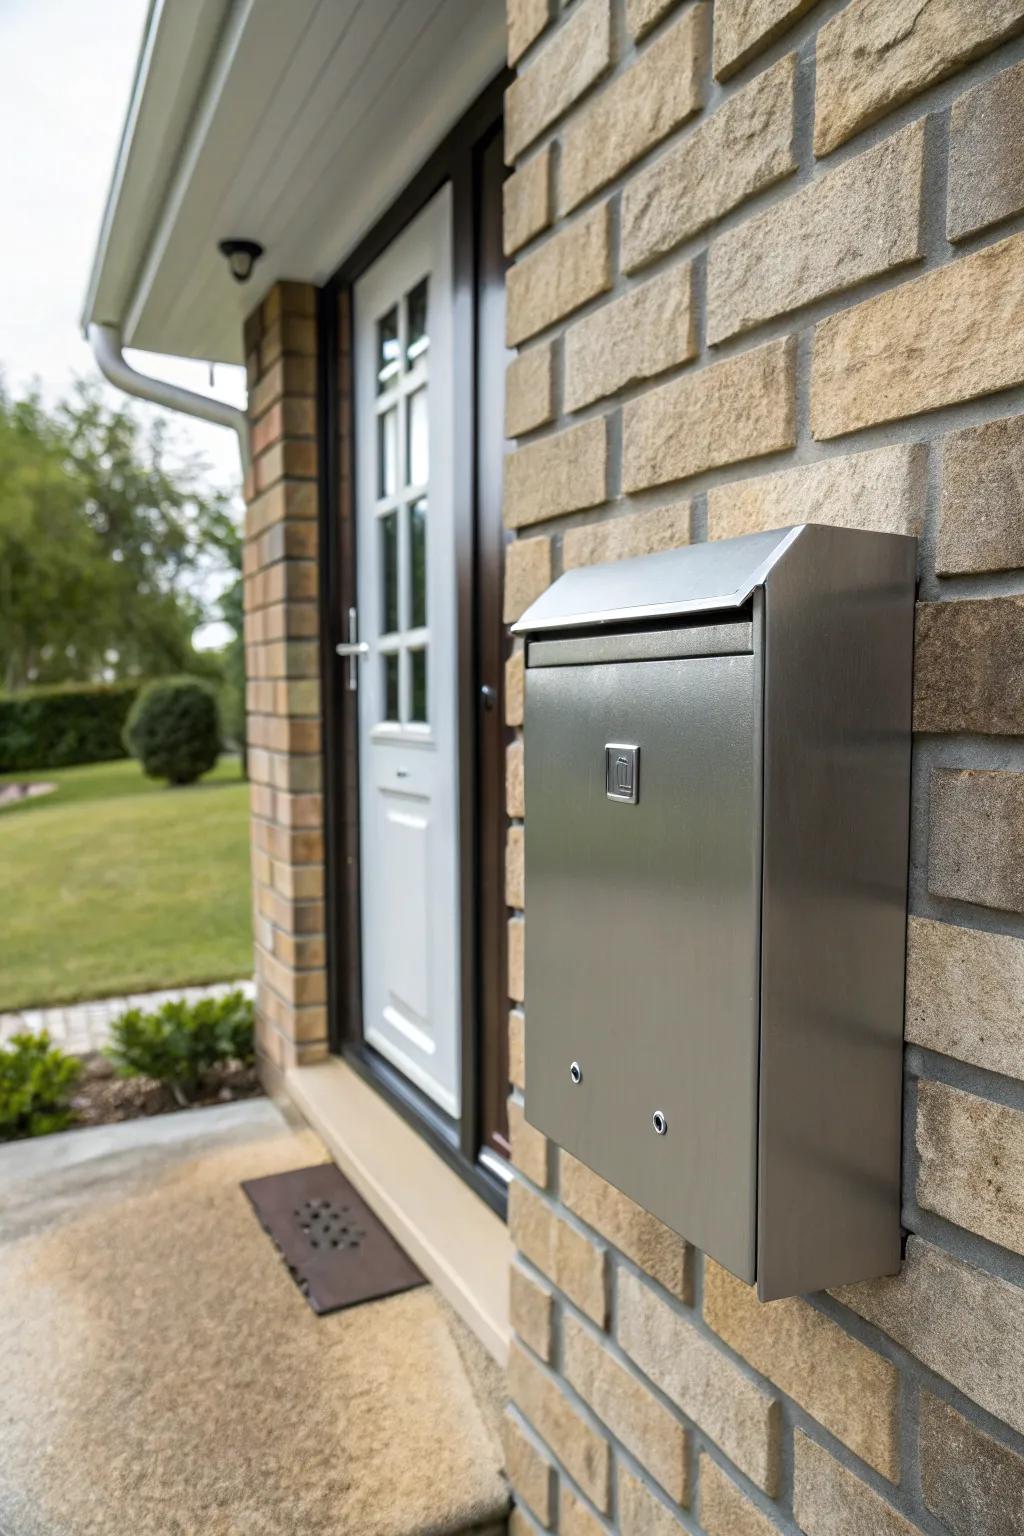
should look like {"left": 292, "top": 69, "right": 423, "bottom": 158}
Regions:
{"left": 0, "top": 757, "right": 252, "bottom": 1011}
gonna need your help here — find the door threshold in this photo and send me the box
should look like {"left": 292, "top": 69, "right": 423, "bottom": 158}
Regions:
{"left": 283, "top": 1057, "right": 512, "bottom": 1364}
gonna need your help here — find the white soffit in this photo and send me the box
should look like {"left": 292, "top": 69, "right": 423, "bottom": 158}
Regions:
{"left": 86, "top": 0, "right": 506, "bottom": 366}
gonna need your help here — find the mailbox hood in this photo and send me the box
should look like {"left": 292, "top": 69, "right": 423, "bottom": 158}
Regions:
{"left": 512, "top": 524, "right": 805, "bottom": 634}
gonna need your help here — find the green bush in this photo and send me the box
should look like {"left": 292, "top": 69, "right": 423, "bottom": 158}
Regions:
{"left": 124, "top": 676, "right": 221, "bottom": 785}
{"left": 0, "top": 1032, "right": 81, "bottom": 1139}
{"left": 106, "top": 990, "right": 254, "bottom": 1105}
{"left": 0, "top": 681, "right": 140, "bottom": 772}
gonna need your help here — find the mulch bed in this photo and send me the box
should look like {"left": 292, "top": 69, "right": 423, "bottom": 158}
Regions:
{"left": 69, "top": 1054, "right": 263, "bottom": 1129}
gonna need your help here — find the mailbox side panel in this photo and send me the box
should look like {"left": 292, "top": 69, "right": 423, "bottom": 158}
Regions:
{"left": 524, "top": 649, "right": 761, "bottom": 1281}
{"left": 757, "top": 525, "right": 916, "bottom": 1299}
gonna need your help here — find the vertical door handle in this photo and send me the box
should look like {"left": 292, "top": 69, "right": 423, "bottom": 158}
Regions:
{"left": 335, "top": 607, "right": 369, "bottom": 690}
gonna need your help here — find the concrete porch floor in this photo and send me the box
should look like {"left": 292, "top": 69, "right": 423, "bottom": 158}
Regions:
{"left": 0, "top": 1099, "right": 509, "bottom": 1536}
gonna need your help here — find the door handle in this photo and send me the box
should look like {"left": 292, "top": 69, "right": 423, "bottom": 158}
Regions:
{"left": 480, "top": 684, "right": 497, "bottom": 710}
{"left": 336, "top": 607, "right": 368, "bottom": 691}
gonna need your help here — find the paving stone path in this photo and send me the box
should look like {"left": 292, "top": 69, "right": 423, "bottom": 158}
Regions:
{"left": 0, "top": 978, "right": 255, "bottom": 1055}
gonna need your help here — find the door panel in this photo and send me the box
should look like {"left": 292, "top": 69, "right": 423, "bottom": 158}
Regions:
{"left": 354, "top": 184, "right": 461, "bottom": 1117}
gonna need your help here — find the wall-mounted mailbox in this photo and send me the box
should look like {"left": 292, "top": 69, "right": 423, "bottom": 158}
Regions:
{"left": 513, "top": 525, "right": 916, "bottom": 1300}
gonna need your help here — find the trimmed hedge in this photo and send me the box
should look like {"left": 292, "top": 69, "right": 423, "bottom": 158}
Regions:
{"left": 124, "top": 677, "right": 221, "bottom": 785}
{"left": 0, "top": 681, "right": 141, "bottom": 772}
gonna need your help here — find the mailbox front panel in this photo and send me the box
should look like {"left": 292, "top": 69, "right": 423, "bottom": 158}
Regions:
{"left": 524, "top": 645, "right": 761, "bottom": 1280}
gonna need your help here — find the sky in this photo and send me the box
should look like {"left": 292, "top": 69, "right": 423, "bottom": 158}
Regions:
{"left": 0, "top": 0, "right": 247, "bottom": 645}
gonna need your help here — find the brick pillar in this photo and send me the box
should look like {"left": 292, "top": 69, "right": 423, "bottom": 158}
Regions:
{"left": 242, "top": 281, "right": 328, "bottom": 1075}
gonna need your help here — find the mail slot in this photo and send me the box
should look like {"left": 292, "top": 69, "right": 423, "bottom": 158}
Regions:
{"left": 513, "top": 524, "right": 917, "bottom": 1300}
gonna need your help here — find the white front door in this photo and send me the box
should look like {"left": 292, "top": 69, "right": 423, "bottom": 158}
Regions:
{"left": 353, "top": 185, "right": 461, "bottom": 1117}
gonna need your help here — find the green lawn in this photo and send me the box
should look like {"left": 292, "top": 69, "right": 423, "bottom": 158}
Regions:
{"left": 0, "top": 757, "right": 252, "bottom": 1011}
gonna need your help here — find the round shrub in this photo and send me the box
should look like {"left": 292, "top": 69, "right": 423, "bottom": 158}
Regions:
{"left": 124, "top": 677, "right": 221, "bottom": 785}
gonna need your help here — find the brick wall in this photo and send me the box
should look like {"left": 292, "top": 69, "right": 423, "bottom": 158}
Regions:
{"left": 502, "top": 3, "right": 1024, "bottom": 1534}
{"left": 242, "top": 281, "right": 328, "bottom": 1075}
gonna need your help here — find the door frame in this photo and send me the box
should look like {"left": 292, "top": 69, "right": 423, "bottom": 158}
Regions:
{"left": 317, "top": 74, "right": 510, "bottom": 1215}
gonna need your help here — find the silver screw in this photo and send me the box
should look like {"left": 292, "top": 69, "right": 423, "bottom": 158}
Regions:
{"left": 652, "top": 1110, "right": 668, "bottom": 1136}
{"left": 569, "top": 1061, "right": 582, "bottom": 1085}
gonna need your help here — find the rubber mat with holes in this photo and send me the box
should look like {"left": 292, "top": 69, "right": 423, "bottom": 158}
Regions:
{"left": 242, "top": 1162, "right": 426, "bottom": 1314}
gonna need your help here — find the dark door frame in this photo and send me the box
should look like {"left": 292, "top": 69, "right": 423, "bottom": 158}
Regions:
{"left": 317, "top": 73, "right": 510, "bottom": 1215}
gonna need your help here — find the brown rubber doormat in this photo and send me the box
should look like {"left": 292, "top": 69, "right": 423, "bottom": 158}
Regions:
{"left": 242, "top": 1162, "right": 426, "bottom": 1315}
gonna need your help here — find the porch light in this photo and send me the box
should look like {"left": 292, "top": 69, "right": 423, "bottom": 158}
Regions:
{"left": 218, "top": 238, "right": 264, "bottom": 284}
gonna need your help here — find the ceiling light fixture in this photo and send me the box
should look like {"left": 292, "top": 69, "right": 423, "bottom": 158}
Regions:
{"left": 218, "top": 238, "right": 264, "bottom": 284}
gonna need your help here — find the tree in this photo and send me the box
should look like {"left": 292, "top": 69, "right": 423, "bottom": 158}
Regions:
{"left": 0, "top": 379, "right": 241, "bottom": 692}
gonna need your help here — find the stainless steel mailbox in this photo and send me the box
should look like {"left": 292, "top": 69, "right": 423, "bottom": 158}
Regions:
{"left": 513, "top": 525, "right": 916, "bottom": 1300}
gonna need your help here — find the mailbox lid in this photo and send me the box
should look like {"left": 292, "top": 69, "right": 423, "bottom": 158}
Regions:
{"left": 513, "top": 524, "right": 801, "bottom": 635}
{"left": 524, "top": 641, "right": 762, "bottom": 1281}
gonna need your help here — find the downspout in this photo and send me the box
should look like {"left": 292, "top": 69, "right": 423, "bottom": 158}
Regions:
{"left": 87, "top": 321, "right": 250, "bottom": 473}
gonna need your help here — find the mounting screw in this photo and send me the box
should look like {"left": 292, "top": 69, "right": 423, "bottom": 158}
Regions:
{"left": 652, "top": 1110, "right": 668, "bottom": 1136}
{"left": 569, "top": 1060, "right": 582, "bottom": 1085}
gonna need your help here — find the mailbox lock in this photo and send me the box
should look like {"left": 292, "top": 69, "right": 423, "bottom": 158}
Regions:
{"left": 652, "top": 1110, "right": 668, "bottom": 1136}
{"left": 569, "top": 1061, "right": 582, "bottom": 1085}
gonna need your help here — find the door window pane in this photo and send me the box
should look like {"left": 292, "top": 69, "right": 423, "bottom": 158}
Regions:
{"left": 410, "top": 648, "right": 428, "bottom": 724}
{"left": 380, "top": 512, "right": 399, "bottom": 634}
{"left": 383, "top": 653, "right": 400, "bottom": 722}
{"left": 378, "top": 408, "right": 398, "bottom": 498}
{"left": 410, "top": 498, "right": 427, "bottom": 629}
{"left": 407, "top": 387, "right": 429, "bottom": 486}
{"left": 406, "top": 279, "right": 429, "bottom": 366}
{"left": 376, "top": 307, "right": 400, "bottom": 393}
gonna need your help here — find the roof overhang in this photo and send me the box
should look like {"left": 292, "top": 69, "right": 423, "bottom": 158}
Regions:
{"left": 83, "top": 0, "right": 506, "bottom": 366}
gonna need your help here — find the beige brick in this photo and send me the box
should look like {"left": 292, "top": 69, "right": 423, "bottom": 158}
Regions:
{"left": 703, "top": 1261, "right": 899, "bottom": 1480}
{"left": 707, "top": 121, "right": 924, "bottom": 344}
{"left": 508, "top": 1508, "right": 533, "bottom": 1536}
{"left": 564, "top": 265, "right": 696, "bottom": 412}
{"left": 917, "top": 1080, "right": 1024, "bottom": 1257}
{"left": 505, "top": 148, "right": 553, "bottom": 257}
{"left": 509, "top": 917, "right": 525, "bottom": 1001}
{"left": 507, "top": 205, "right": 612, "bottom": 345}
{"left": 834, "top": 1236, "right": 1024, "bottom": 1437}
{"left": 559, "top": 1484, "right": 605, "bottom": 1536}
{"left": 505, "top": 419, "right": 608, "bottom": 528}
{"left": 621, "top": 53, "right": 796, "bottom": 272}
{"left": 506, "top": 345, "right": 555, "bottom": 438}
{"left": 563, "top": 502, "right": 691, "bottom": 569}
{"left": 511, "top": 1258, "right": 555, "bottom": 1362}
{"left": 950, "top": 59, "right": 1024, "bottom": 241}
{"left": 618, "top": 1466, "right": 686, "bottom": 1535}
{"left": 920, "top": 1392, "right": 1024, "bottom": 1536}
{"left": 815, "top": 0, "right": 1024, "bottom": 158}
{"left": 914, "top": 598, "right": 1024, "bottom": 735}
{"left": 560, "top": 1150, "right": 691, "bottom": 1301}
{"left": 509, "top": 1096, "right": 548, "bottom": 1186}
{"left": 506, "top": 649, "right": 525, "bottom": 727}
{"left": 560, "top": 7, "right": 707, "bottom": 213}
{"left": 505, "top": 0, "right": 612, "bottom": 161}
{"left": 563, "top": 1314, "right": 689, "bottom": 1503}
{"left": 708, "top": 443, "right": 924, "bottom": 543}
{"left": 507, "top": 740, "right": 525, "bottom": 819}
{"left": 510, "top": 1180, "right": 608, "bottom": 1325}
{"left": 504, "top": 1411, "right": 555, "bottom": 1525}
{"left": 905, "top": 916, "right": 1024, "bottom": 1082}
{"left": 507, "top": 824, "right": 525, "bottom": 908}
{"left": 509, "top": 1009, "right": 526, "bottom": 1091}
{"left": 812, "top": 233, "right": 1024, "bottom": 439}
{"left": 623, "top": 337, "right": 795, "bottom": 493}
{"left": 626, "top": 0, "right": 678, "bottom": 40}
{"left": 504, "top": 536, "right": 553, "bottom": 624}
{"left": 938, "top": 413, "right": 1024, "bottom": 575}
{"left": 713, "top": 0, "right": 818, "bottom": 79}
{"left": 699, "top": 1454, "right": 778, "bottom": 1536}
{"left": 928, "top": 768, "right": 1024, "bottom": 913}
{"left": 617, "top": 1269, "right": 780, "bottom": 1493}
{"left": 793, "top": 1433, "right": 916, "bottom": 1536}
{"left": 508, "top": 1341, "right": 611, "bottom": 1510}
{"left": 508, "top": 0, "right": 550, "bottom": 66}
